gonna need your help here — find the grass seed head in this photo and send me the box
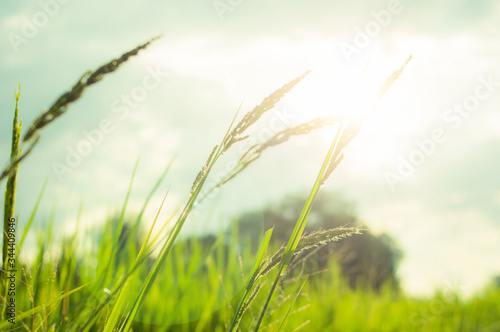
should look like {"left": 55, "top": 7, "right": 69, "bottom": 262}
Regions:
{"left": 223, "top": 71, "right": 311, "bottom": 151}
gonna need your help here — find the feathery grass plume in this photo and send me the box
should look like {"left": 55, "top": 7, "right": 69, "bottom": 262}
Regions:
{"left": 258, "top": 227, "right": 360, "bottom": 279}
{"left": 23, "top": 35, "right": 162, "bottom": 143}
{"left": 320, "top": 120, "right": 359, "bottom": 185}
{"left": 0, "top": 137, "right": 39, "bottom": 183}
{"left": 376, "top": 54, "right": 413, "bottom": 103}
{"left": 223, "top": 71, "right": 311, "bottom": 152}
{"left": 216, "top": 116, "right": 341, "bottom": 190}
{"left": 229, "top": 226, "right": 359, "bottom": 330}
{"left": 0, "top": 36, "right": 162, "bottom": 184}
{"left": 1, "top": 85, "right": 22, "bottom": 316}
{"left": 240, "top": 116, "right": 339, "bottom": 163}
{"left": 190, "top": 145, "right": 219, "bottom": 195}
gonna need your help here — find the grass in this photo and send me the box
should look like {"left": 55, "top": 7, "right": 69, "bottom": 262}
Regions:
{"left": 1, "top": 36, "right": 499, "bottom": 331}
{"left": 1, "top": 215, "right": 499, "bottom": 331}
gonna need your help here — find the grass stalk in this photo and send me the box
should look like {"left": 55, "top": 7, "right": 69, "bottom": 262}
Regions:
{"left": 112, "top": 72, "right": 313, "bottom": 331}
{"left": 253, "top": 122, "right": 345, "bottom": 331}
{"left": 1, "top": 85, "right": 22, "bottom": 318}
{"left": 253, "top": 55, "right": 413, "bottom": 330}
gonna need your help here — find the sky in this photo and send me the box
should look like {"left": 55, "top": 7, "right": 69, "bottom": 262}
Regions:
{"left": 1, "top": 0, "right": 500, "bottom": 297}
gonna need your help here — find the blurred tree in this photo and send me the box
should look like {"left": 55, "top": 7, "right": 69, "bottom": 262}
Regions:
{"left": 494, "top": 275, "right": 500, "bottom": 289}
{"left": 237, "top": 191, "right": 402, "bottom": 292}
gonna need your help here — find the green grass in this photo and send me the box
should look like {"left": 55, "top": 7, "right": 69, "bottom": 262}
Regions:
{"left": 1, "top": 37, "right": 499, "bottom": 331}
{"left": 1, "top": 214, "right": 499, "bottom": 331}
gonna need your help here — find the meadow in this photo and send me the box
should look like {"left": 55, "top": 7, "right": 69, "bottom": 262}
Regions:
{"left": 1, "top": 36, "right": 499, "bottom": 331}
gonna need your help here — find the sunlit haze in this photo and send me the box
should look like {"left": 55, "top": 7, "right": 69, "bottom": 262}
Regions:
{"left": 1, "top": 0, "right": 499, "bottom": 300}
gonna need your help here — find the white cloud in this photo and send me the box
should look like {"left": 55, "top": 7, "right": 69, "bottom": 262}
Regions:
{"left": 364, "top": 199, "right": 500, "bottom": 297}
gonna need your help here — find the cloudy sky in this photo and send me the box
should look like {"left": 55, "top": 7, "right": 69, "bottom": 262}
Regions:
{"left": 1, "top": 0, "right": 499, "bottom": 297}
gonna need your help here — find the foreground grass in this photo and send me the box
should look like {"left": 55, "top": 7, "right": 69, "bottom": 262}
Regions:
{"left": 3, "top": 215, "right": 500, "bottom": 331}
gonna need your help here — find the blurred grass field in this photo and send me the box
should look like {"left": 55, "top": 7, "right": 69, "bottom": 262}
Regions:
{"left": 4, "top": 209, "right": 500, "bottom": 331}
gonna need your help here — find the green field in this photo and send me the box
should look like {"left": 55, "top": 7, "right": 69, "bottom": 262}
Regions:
{"left": 2, "top": 211, "right": 499, "bottom": 331}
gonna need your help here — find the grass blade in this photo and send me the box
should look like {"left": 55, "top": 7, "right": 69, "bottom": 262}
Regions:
{"left": 229, "top": 227, "right": 274, "bottom": 332}
{"left": 17, "top": 179, "right": 47, "bottom": 252}
{"left": 0, "top": 282, "right": 90, "bottom": 329}
{"left": 277, "top": 279, "right": 307, "bottom": 332}
{"left": 254, "top": 123, "right": 345, "bottom": 331}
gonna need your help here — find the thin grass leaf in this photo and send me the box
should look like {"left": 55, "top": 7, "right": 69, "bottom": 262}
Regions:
{"left": 93, "top": 159, "right": 139, "bottom": 301}
{"left": 17, "top": 179, "right": 47, "bottom": 252}
{"left": 0, "top": 282, "right": 90, "bottom": 329}
{"left": 117, "top": 152, "right": 222, "bottom": 331}
{"left": 277, "top": 279, "right": 307, "bottom": 332}
{"left": 82, "top": 166, "right": 174, "bottom": 332}
{"left": 229, "top": 227, "right": 274, "bottom": 332}
{"left": 102, "top": 186, "right": 172, "bottom": 332}
{"left": 115, "top": 158, "right": 140, "bottom": 246}
{"left": 283, "top": 124, "right": 345, "bottom": 268}
{"left": 254, "top": 123, "right": 346, "bottom": 332}
{"left": 134, "top": 157, "right": 175, "bottom": 228}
